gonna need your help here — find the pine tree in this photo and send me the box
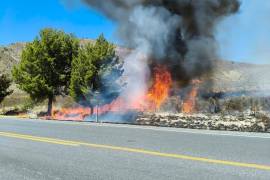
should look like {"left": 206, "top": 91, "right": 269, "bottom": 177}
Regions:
{"left": 12, "top": 28, "right": 79, "bottom": 115}
{"left": 70, "top": 34, "right": 123, "bottom": 108}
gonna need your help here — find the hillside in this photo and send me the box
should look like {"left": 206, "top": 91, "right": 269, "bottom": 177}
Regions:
{"left": 0, "top": 42, "right": 25, "bottom": 75}
{"left": 1, "top": 41, "right": 270, "bottom": 94}
{"left": 211, "top": 60, "right": 270, "bottom": 93}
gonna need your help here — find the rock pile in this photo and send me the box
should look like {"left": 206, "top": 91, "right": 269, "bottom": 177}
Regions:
{"left": 136, "top": 111, "right": 270, "bottom": 133}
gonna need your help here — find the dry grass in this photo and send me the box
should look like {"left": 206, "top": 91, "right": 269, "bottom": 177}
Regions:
{"left": 0, "top": 92, "right": 28, "bottom": 108}
{"left": 0, "top": 90, "right": 78, "bottom": 115}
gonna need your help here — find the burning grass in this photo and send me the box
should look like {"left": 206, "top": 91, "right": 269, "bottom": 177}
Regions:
{"left": 48, "top": 65, "right": 205, "bottom": 121}
{"left": 47, "top": 63, "right": 270, "bottom": 123}
{"left": 50, "top": 65, "right": 173, "bottom": 120}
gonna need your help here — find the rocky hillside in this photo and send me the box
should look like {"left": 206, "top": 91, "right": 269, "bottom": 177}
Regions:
{"left": 211, "top": 60, "right": 270, "bottom": 93}
{"left": 1, "top": 40, "right": 270, "bottom": 94}
{"left": 0, "top": 42, "right": 25, "bottom": 75}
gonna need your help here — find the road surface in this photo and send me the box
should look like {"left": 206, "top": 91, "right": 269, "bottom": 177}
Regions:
{"left": 0, "top": 117, "right": 270, "bottom": 180}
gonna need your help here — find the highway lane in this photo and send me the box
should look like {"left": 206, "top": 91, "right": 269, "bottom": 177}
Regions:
{"left": 0, "top": 117, "right": 270, "bottom": 180}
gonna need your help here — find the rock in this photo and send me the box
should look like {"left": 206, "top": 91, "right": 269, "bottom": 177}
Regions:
{"left": 135, "top": 112, "right": 270, "bottom": 133}
{"left": 28, "top": 113, "right": 38, "bottom": 119}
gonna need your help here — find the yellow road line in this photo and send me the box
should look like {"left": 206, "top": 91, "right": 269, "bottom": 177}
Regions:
{"left": 79, "top": 142, "right": 270, "bottom": 171}
{"left": 0, "top": 131, "right": 270, "bottom": 171}
{"left": 0, "top": 132, "right": 79, "bottom": 146}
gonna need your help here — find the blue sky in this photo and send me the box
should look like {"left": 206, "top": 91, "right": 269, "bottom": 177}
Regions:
{"left": 0, "top": 0, "right": 269, "bottom": 64}
{"left": 217, "top": 0, "right": 270, "bottom": 64}
{"left": 0, "top": 0, "right": 117, "bottom": 44}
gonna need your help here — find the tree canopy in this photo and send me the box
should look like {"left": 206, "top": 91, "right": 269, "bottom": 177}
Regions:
{"left": 0, "top": 74, "right": 12, "bottom": 103}
{"left": 70, "top": 34, "right": 123, "bottom": 107}
{"left": 12, "top": 28, "right": 79, "bottom": 115}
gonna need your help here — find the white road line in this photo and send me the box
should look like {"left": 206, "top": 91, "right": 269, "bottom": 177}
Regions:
{"left": 85, "top": 123, "right": 270, "bottom": 139}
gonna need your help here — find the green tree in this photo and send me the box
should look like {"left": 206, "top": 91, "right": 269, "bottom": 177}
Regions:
{"left": 70, "top": 34, "right": 123, "bottom": 109}
{"left": 12, "top": 28, "right": 79, "bottom": 115}
{"left": 0, "top": 74, "right": 12, "bottom": 103}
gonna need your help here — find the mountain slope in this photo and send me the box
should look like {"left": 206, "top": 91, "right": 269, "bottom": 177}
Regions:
{"left": 1, "top": 41, "right": 270, "bottom": 93}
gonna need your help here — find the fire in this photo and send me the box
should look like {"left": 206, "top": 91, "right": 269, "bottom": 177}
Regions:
{"left": 51, "top": 107, "right": 91, "bottom": 121}
{"left": 147, "top": 66, "right": 172, "bottom": 110}
{"left": 49, "top": 65, "right": 172, "bottom": 121}
{"left": 47, "top": 68, "right": 202, "bottom": 121}
{"left": 182, "top": 79, "right": 201, "bottom": 113}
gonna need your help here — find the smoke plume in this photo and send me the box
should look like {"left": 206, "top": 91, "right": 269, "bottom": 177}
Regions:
{"left": 81, "top": 0, "right": 240, "bottom": 85}
{"left": 79, "top": 0, "right": 241, "bottom": 108}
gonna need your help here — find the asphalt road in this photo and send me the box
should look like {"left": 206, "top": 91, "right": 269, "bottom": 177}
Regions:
{"left": 0, "top": 117, "right": 270, "bottom": 180}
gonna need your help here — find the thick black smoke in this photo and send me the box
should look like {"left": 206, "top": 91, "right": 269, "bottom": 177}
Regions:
{"left": 81, "top": 0, "right": 240, "bottom": 85}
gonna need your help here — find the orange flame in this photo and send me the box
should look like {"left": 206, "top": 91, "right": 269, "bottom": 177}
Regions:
{"left": 147, "top": 66, "right": 172, "bottom": 110}
{"left": 51, "top": 107, "right": 91, "bottom": 121}
{"left": 49, "top": 65, "right": 172, "bottom": 121}
{"left": 182, "top": 79, "right": 201, "bottom": 113}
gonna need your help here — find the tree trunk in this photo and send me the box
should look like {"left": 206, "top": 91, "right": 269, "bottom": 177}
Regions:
{"left": 47, "top": 95, "right": 53, "bottom": 116}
